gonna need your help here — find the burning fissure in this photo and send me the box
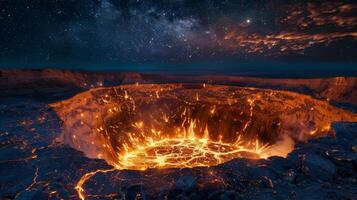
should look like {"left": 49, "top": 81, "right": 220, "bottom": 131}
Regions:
{"left": 51, "top": 84, "right": 357, "bottom": 170}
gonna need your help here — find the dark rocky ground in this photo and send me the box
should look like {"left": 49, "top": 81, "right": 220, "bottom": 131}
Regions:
{"left": 0, "top": 90, "right": 356, "bottom": 200}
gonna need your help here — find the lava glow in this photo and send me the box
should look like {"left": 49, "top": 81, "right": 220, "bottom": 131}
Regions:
{"left": 50, "top": 83, "right": 357, "bottom": 200}
{"left": 118, "top": 120, "right": 270, "bottom": 170}
{"left": 51, "top": 83, "right": 357, "bottom": 171}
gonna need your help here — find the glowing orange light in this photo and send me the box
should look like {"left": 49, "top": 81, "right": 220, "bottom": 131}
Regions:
{"left": 117, "top": 120, "right": 271, "bottom": 170}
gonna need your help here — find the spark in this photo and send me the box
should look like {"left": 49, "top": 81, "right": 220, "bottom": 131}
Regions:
{"left": 48, "top": 83, "right": 357, "bottom": 200}
{"left": 118, "top": 121, "right": 270, "bottom": 170}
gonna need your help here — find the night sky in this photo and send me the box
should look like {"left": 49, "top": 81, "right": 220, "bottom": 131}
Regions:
{"left": 0, "top": 0, "right": 356, "bottom": 73}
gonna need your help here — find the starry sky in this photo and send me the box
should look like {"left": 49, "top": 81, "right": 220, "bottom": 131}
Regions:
{"left": 0, "top": 0, "right": 356, "bottom": 73}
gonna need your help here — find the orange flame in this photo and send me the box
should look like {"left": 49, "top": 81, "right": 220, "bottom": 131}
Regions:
{"left": 118, "top": 120, "right": 272, "bottom": 170}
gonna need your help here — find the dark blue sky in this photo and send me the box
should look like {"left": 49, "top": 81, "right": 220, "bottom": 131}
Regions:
{"left": 0, "top": 0, "right": 356, "bottom": 73}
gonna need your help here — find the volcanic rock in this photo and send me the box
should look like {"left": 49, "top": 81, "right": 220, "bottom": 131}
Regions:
{"left": 50, "top": 84, "right": 357, "bottom": 169}
{"left": 302, "top": 153, "right": 336, "bottom": 181}
{"left": 1, "top": 69, "right": 357, "bottom": 105}
{"left": 175, "top": 176, "right": 197, "bottom": 191}
{"left": 0, "top": 73, "right": 356, "bottom": 200}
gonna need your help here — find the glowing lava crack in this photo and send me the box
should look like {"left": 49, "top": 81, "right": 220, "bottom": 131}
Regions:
{"left": 119, "top": 124, "right": 270, "bottom": 170}
{"left": 52, "top": 84, "right": 357, "bottom": 170}
{"left": 49, "top": 83, "right": 357, "bottom": 200}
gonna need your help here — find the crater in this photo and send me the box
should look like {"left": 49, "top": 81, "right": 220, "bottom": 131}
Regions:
{"left": 51, "top": 84, "right": 357, "bottom": 170}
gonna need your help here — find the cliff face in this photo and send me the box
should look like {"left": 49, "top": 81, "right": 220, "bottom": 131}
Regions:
{"left": 320, "top": 77, "right": 357, "bottom": 104}
{"left": 0, "top": 69, "right": 356, "bottom": 105}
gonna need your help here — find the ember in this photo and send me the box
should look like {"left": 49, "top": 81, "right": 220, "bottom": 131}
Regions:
{"left": 119, "top": 121, "right": 270, "bottom": 170}
{"left": 51, "top": 84, "right": 357, "bottom": 171}
{"left": 1, "top": 73, "right": 357, "bottom": 200}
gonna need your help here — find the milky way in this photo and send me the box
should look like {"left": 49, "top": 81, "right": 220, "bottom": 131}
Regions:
{"left": 0, "top": 0, "right": 356, "bottom": 69}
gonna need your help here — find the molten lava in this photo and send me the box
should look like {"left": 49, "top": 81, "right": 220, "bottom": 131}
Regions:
{"left": 51, "top": 83, "right": 357, "bottom": 171}
{"left": 119, "top": 121, "right": 270, "bottom": 170}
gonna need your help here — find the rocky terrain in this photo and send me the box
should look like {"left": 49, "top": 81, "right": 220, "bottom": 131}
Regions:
{"left": 51, "top": 84, "right": 357, "bottom": 169}
{"left": 0, "top": 70, "right": 356, "bottom": 200}
{"left": 1, "top": 69, "right": 356, "bottom": 105}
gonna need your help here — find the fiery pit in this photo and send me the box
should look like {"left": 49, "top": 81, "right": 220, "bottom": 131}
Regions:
{"left": 51, "top": 84, "right": 357, "bottom": 170}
